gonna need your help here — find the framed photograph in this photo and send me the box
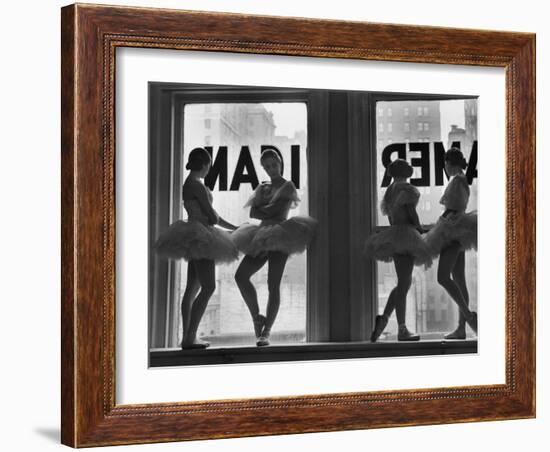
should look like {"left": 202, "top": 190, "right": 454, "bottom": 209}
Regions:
{"left": 61, "top": 3, "right": 535, "bottom": 447}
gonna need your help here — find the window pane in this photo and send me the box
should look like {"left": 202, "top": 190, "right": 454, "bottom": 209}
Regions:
{"left": 177, "top": 103, "right": 309, "bottom": 347}
{"left": 374, "top": 99, "right": 478, "bottom": 339}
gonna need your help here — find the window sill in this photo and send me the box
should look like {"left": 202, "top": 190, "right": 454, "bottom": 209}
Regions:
{"left": 149, "top": 339, "right": 477, "bottom": 367}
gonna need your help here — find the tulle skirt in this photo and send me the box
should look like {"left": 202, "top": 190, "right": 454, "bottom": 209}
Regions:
{"left": 425, "top": 211, "right": 477, "bottom": 255}
{"left": 154, "top": 220, "right": 239, "bottom": 263}
{"left": 364, "top": 225, "right": 433, "bottom": 267}
{"left": 232, "top": 216, "right": 318, "bottom": 257}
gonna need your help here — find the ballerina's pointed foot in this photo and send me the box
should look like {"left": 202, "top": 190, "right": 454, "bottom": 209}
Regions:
{"left": 397, "top": 325, "right": 420, "bottom": 341}
{"left": 181, "top": 338, "right": 210, "bottom": 350}
{"left": 466, "top": 311, "right": 478, "bottom": 334}
{"left": 253, "top": 314, "right": 266, "bottom": 339}
{"left": 444, "top": 326, "right": 466, "bottom": 340}
{"left": 256, "top": 329, "right": 270, "bottom": 347}
{"left": 370, "top": 315, "right": 388, "bottom": 343}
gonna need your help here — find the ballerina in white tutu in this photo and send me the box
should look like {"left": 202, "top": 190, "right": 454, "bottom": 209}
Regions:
{"left": 425, "top": 148, "right": 478, "bottom": 339}
{"left": 154, "top": 148, "right": 239, "bottom": 349}
{"left": 233, "top": 150, "right": 317, "bottom": 346}
{"left": 365, "top": 159, "right": 432, "bottom": 342}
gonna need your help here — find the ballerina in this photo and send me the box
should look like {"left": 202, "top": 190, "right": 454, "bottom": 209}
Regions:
{"left": 365, "top": 159, "right": 433, "bottom": 342}
{"left": 233, "top": 149, "right": 317, "bottom": 346}
{"left": 425, "top": 148, "right": 478, "bottom": 339}
{"left": 154, "top": 148, "right": 239, "bottom": 349}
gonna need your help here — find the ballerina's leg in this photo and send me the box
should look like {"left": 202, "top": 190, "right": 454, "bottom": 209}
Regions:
{"left": 263, "top": 251, "right": 289, "bottom": 335}
{"left": 181, "top": 261, "right": 200, "bottom": 340}
{"left": 183, "top": 259, "right": 216, "bottom": 345}
{"left": 437, "top": 242, "right": 473, "bottom": 320}
{"left": 380, "top": 254, "right": 413, "bottom": 321}
{"left": 393, "top": 254, "right": 414, "bottom": 326}
{"left": 235, "top": 254, "right": 268, "bottom": 319}
{"left": 451, "top": 250, "right": 469, "bottom": 330}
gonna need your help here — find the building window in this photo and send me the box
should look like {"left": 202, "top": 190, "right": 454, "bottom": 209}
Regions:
{"left": 417, "top": 122, "right": 423, "bottom": 131}
{"left": 388, "top": 123, "right": 393, "bottom": 133}
{"left": 417, "top": 106, "right": 423, "bottom": 116}
{"left": 424, "top": 106, "right": 429, "bottom": 115}
{"left": 378, "top": 107, "right": 384, "bottom": 117}
{"left": 404, "top": 107, "right": 409, "bottom": 116}
{"left": 387, "top": 107, "right": 392, "bottom": 117}
{"left": 404, "top": 122, "right": 410, "bottom": 132}
{"left": 379, "top": 123, "right": 384, "bottom": 133}
{"left": 204, "top": 118, "right": 211, "bottom": 129}
{"left": 424, "top": 122, "right": 430, "bottom": 131}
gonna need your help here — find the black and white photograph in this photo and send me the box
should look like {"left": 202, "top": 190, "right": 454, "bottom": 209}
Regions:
{"left": 148, "top": 83, "right": 479, "bottom": 367}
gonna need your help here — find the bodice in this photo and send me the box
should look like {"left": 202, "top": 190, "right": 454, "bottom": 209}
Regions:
{"left": 381, "top": 182, "right": 420, "bottom": 226}
{"left": 182, "top": 184, "right": 214, "bottom": 225}
{"left": 440, "top": 174, "right": 469, "bottom": 213}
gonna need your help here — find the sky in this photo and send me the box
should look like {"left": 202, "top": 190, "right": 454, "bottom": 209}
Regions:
{"left": 264, "top": 103, "right": 307, "bottom": 138}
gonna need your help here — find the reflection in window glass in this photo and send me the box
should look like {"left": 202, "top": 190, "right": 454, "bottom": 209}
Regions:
{"left": 375, "top": 99, "right": 478, "bottom": 339}
{"left": 177, "top": 103, "right": 308, "bottom": 347}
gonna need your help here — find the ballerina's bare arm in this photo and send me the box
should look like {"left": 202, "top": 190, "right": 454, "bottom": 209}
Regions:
{"left": 217, "top": 216, "right": 238, "bottom": 231}
{"left": 190, "top": 181, "right": 220, "bottom": 225}
{"left": 405, "top": 204, "right": 424, "bottom": 232}
{"left": 253, "top": 198, "right": 289, "bottom": 217}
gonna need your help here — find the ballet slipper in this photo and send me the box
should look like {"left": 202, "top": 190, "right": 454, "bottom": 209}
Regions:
{"left": 181, "top": 341, "right": 210, "bottom": 349}
{"left": 181, "top": 332, "right": 210, "bottom": 349}
{"left": 397, "top": 325, "right": 420, "bottom": 341}
{"left": 256, "top": 329, "right": 271, "bottom": 347}
{"left": 444, "top": 325, "right": 466, "bottom": 340}
{"left": 466, "top": 311, "right": 478, "bottom": 334}
{"left": 370, "top": 315, "right": 388, "bottom": 343}
{"left": 253, "top": 314, "right": 266, "bottom": 339}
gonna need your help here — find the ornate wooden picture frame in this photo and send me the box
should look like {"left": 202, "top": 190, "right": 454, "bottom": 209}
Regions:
{"left": 61, "top": 3, "right": 535, "bottom": 447}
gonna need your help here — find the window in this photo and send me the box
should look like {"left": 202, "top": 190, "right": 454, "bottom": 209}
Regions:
{"left": 374, "top": 98, "right": 478, "bottom": 339}
{"left": 404, "top": 107, "right": 409, "bottom": 116}
{"left": 417, "top": 106, "right": 423, "bottom": 116}
{"left": 180, "top": 103, "right": 309, "bottom": 347}
{"left": 149, "top": 83, "right": 478, "bottom": 366}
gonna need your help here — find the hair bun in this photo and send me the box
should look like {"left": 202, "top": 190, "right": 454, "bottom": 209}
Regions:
{"left": 186, "top": 147, "right": 212, "bottom": 171}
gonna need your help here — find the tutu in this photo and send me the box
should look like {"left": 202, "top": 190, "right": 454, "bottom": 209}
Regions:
{"left": 364, "top": 181, "right": 432, "bottom": 267}
{"left": 232, "top": 216, "right": 317, "bottom": 257}
{"left": 425, "top": 211, "right": 477, "bottom": 254}
{"left": 364, "top": 225, "right": 433, "bottom": 267}
{"left": 154, "top": 220, "right": 239, "bottom": 263}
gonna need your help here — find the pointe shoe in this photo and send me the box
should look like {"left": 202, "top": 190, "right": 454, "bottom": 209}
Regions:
{"left": 397, "top": 325, "right": 420, "bottom": 341}
{"left": 444, "top": 326, "right": 466, "bottom": 340}
{"left": 256, "top": 329, "right": 271, "bottom": 347}
{"left": 370, "top": 315, "right": 388, "bottom": 343}
{"left": 253, "top": 314, "right": 266, "bottom": 339}
{"left": 181, "top": 334, "right": 210, "bottom": 349}
{"left": 466, "top": 311, "right": 478, "bottom": 334}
